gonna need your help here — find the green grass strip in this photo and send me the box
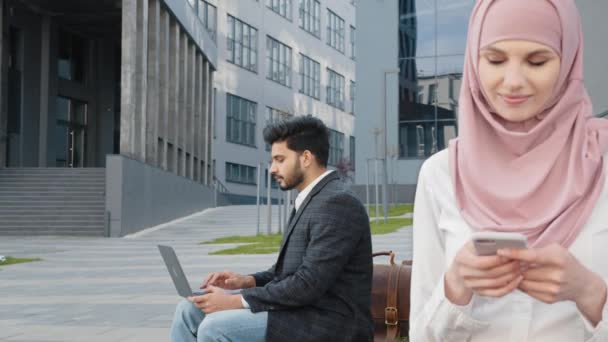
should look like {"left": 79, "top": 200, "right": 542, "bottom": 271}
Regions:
{"left": 0, "top": 256, "right": 42, "bottom": 266}
{"left": 370, "top": 218, "right": 412, "bottom": 235}
{"left": 201, "top": 234, "right": 283, "bottom": 245}
{"left": 201, "top": 234, "right": 282, "bottom": 255}
{"left": 209, "top": 244, "right": 281, "bottom": 255}
{"left": 200, "top": 217, "right": 412, "bottom": 255}
{"left": 367, "top": 204, "right": 413, "bottom": 217}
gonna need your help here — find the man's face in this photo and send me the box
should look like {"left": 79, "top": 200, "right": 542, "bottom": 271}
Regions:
{"left": 269, "top": 141, "right": 305, "bottom": 191}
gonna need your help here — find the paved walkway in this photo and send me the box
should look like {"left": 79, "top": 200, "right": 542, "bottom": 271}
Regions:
{"left": 0, "top": 205, "right": 412, "bottom": 342}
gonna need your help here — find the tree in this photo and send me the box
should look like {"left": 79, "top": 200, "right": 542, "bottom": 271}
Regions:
{"left": 335, "top": 157, "right": 354, "bottom": 183}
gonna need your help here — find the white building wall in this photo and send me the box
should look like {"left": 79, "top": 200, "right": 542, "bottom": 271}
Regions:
{"left": 212, "top": 0, "right": 356, "bottom": 200}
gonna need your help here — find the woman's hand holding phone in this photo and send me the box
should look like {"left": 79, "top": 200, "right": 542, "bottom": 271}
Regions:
{"left": 498, "top": 244, "right": 607, "bottom": 326}
{"left": 445, "top": 238, "right": 525, "bottom": 306}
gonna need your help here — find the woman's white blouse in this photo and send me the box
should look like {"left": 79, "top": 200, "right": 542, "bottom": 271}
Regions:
{"left": 410, "top": 149, "right": 608, "bottom": 342}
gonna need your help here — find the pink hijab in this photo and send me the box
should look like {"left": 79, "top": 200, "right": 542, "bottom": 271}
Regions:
{"left": 449, "top": 0, "right": 608, "bottom": 248}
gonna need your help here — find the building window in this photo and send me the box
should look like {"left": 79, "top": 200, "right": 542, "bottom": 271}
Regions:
{"left": 226, "top": 162, "right": 257, "bottom": 185}
{"left": 227, "top": 15, "right": 258, "bottom": 73}
{"left": 349, "top": 136, "right": 356, "bottom": 168}
{"left": 58, "top": 30, "right": 87, "bottom": 83}
{"left": 226, "top": 93, "right": 257, "bottom": 147}
{"left": 326, "top": 68, "right": 345, "bottom": 110}
{"left": 265, "top": 106, "right": 292, "bottom": 124}
{"left": 55, "top": 97, "right": 88, "bottom": 168}
{"left": 299, "top": 54, "right": 320, "bottom": 99}
{"left": 298, "top": 0, "right": 320, "bottom": 38}
{"left": 350, "top": 25, "right": 356, "bottom": 60}
{"left": 350, "top": 80, "right": 355, "bottom": 114}
{"left": 326, "top": 9, "right": 345, "bottom": 53}
{"left": 266, "top": 36, "right": 292, "bottom": 87}
{"left": 428, "top": 83, "right": 437, "bottom": 105}
{"left": 265, "top": 107, "right": 292, "bottom": 150}
{"left": 267, "top": 0, "right": 292, "bottom": 20}
{"left": 264, "top": 169, "right": 280, "bottom": 188}
{"left": 199, "top": 1, "right": 217, "bottom": 42}
{"left": 328, "top": 129, "right": 345, "bottom": 166}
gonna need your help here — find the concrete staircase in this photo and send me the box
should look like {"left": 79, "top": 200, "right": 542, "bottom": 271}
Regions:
{"left": 0, "top": 168, "right": 106, "bottom": 236}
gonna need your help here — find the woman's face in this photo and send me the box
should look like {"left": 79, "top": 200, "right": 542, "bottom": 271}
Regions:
{"left": 478, "top": 40, "right": 561, "bottom": 122}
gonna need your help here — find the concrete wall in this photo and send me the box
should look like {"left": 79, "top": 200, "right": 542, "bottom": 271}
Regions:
{"left": 105, "top": 154, "right": 216, "bottom": 237}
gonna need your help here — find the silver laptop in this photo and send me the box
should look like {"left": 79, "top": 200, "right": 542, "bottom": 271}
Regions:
{"left": 158, "top": 245, "right": 242, "bottom": 298}
{"left": 158, "top": 245, "right": 205, "bottom": 297}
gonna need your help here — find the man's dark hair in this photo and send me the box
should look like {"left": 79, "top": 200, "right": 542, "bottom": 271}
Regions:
{"left": 263, "top": 115, "right": 330, "bottom": 167}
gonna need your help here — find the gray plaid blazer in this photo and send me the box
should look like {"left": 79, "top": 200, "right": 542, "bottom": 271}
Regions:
{"left": 241, "top": 172, "right": 373, "bottom": 342}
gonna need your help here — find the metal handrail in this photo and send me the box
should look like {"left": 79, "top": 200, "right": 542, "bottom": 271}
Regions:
{"left": 213, "top": 177, "right": 230, "bottom": 194}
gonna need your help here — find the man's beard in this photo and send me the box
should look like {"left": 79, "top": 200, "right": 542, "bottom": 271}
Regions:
{"left": 276, "top": 161, "right": 305, "bottom": 191}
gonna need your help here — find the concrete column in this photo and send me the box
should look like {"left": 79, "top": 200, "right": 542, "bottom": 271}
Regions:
{"left": 178, "top": 33, "right": 187, "bottom": 177}
{"left": 184, "top": 41, "right": 192, "bottom": 179}
{"left": 168, "top": 18, "right": 179, "bottom": 173}
{"left": 199, "top": 56, "right": 209, "bottom": 184}
{"left": 120, "top": 0, "right": 148, "bottom": 161}
{"left": 37, "top": 16, "right": 51, "bottom": 167}
{"left": 203, "top": 60, "right": 210, "bottom": 185}
{"left": 208, "top": 67, "right": 214, "bottom": 185}
{"left": 135, "top": 0, "right": 148, "bottom": 162}
{"left": 187, "top": 43, "right": 195, "bottom": 179}
{"left": 194, "top": 52, "right": 201, "bottom": 182}
{"left": 158, "top": 7, "right": 170, "bottom": 170}
{"left": 145, "top": 0, "right": 160, "bottom": 166}
{"left": 0, "top": 0, "right": 7, "bottom": 167}
{"left": 120, "top": 0, "right": 136, "bottom": 158}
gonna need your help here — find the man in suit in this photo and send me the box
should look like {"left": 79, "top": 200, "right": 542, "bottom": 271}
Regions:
{"left": 170, "top": 115, "right": 373, "bottom": 342}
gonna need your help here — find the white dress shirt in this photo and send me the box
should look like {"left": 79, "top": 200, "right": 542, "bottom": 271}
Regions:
{"left": 410, "top": 149, "right": 608, "bottom": 342}
{"left": 241, "top": 169, "right": 334, "bottom": 309}
{"left": 294, "top": 170, "right": 334, "bottom": 212}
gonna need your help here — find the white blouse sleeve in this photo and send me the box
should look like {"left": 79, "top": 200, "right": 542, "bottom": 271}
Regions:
{"left": 409, "top": 160, "right": 489, "bottom": 342}
{"left": 580, "top": 277, "right": 608, "bottom": 341}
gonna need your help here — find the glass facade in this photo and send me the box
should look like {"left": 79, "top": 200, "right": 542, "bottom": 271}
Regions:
{"left": 266, "top": 36, "right": 293, "bottom": 87}
{"left": 298, "top": 0, "right": 321, "bottom": 38}
{"left": 328, "top": 129, "right": 345, "bottom": 166}
{"left": 398, "top": 0, "right": 473, "bottom": 158}
{"left": 58, "top": 30, "right": 87, "bottom": 83}
{"left": 226, "top": 162, "right": 257, "bottom": 185}
{"left": 299, "top": 53, "right": 321, "bottom": 99}
{"left": 227, "top": 15, "right": 258, "bottom": 73}
{"left": 267, "top": 0, "right": 292, "bottom": 21}
{"left": 199, "top": 0, "right": 217, "bottom": 42}
{"left": 226, "top": 93, "right": 257, "bottom": 147}
{"left": 326, "top": 68, "right": 345, "bottom": 110}
{"left": 326, "top": 9, "right": 345, "bottom": 53}
{"left": 55, "top": 97, "right": 88, "bottom": 168}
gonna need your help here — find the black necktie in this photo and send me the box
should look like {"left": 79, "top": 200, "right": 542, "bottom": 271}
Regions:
{"left": 288, "top": 208, "right": 296, "bottom": 225}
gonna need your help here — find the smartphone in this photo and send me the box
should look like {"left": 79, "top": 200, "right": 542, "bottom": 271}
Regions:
{"left": 471, "top": 232, "right": 528, "bottom": 256}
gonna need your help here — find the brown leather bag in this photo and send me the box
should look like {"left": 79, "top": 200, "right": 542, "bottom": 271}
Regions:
{"left": 371, "top": 251, "right": 412, "bottom": 342}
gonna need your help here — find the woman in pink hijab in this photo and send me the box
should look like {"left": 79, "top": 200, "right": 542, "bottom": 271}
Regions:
{"left": 410, "top": 0, "right": 608, "bottom": 340}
